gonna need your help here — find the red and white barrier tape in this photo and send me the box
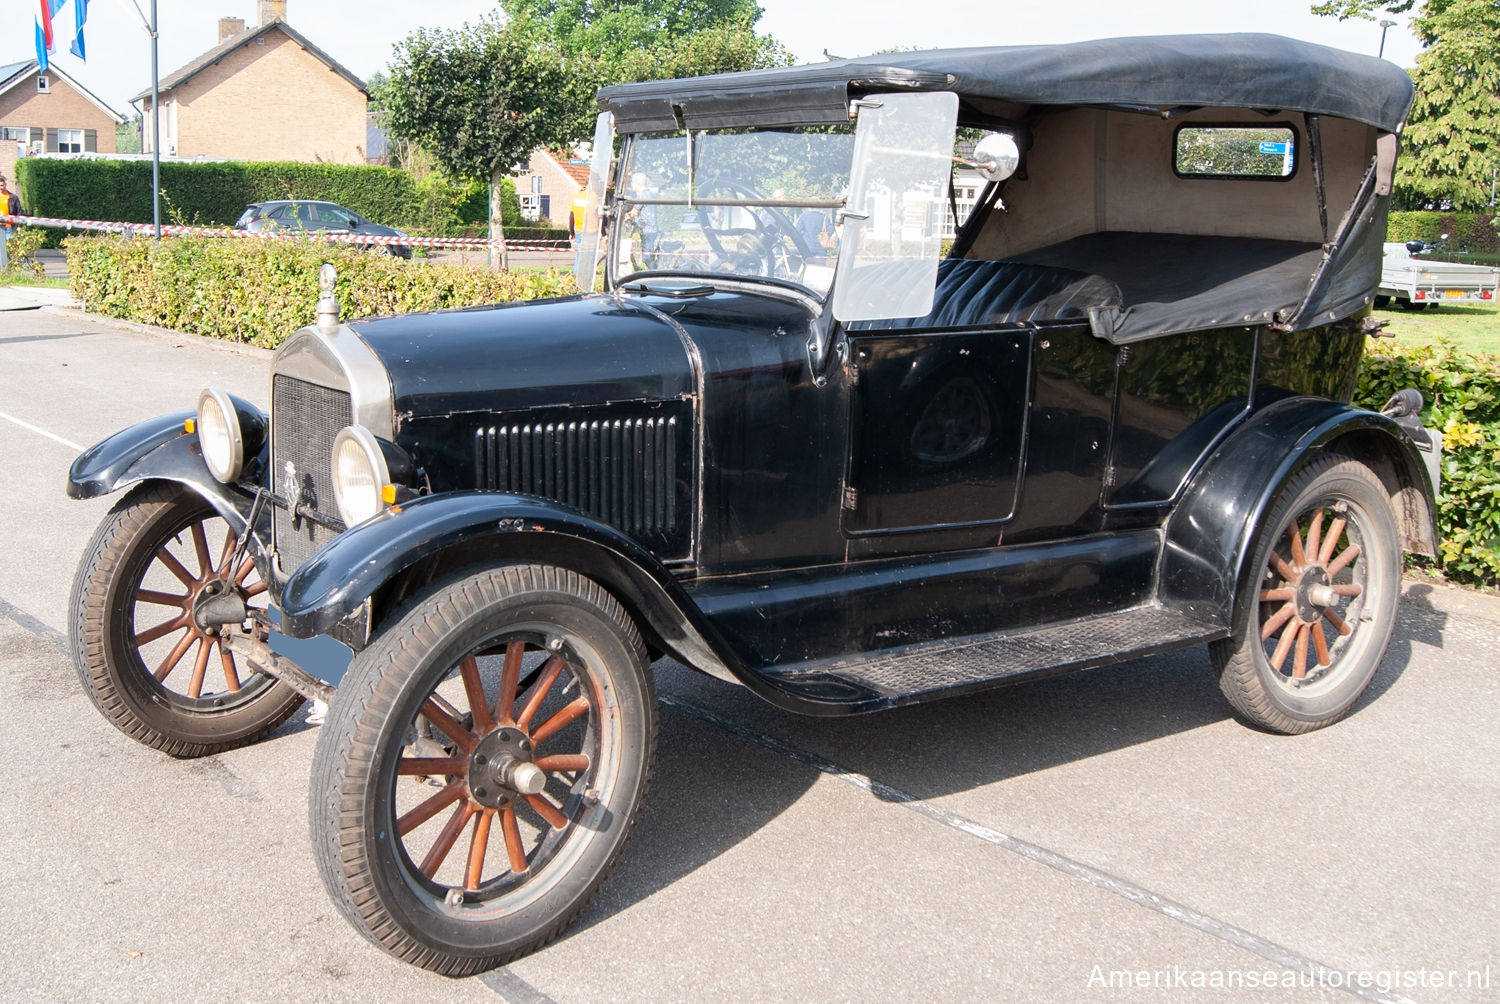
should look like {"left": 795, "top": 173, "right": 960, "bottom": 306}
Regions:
{"left": 0, "top": 214, "right": 572, "bottom": 252}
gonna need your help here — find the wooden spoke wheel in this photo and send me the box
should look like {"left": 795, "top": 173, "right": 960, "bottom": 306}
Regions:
{"left": 69, "top": 482, "right": 304, "bottom": 757}
{"left": 311, "top": 564, "right": 655, "bottom": 976}
{"left": 1211, "top": 456, "right": 1400, "bottom": 734}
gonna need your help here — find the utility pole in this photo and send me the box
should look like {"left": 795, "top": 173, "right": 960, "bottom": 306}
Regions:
{"left": 1378, "top": 20, "right": 1396, "bottom": 59}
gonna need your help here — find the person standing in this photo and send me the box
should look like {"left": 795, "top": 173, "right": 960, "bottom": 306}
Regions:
{"left": 0, "top": 176, "right": 20, "bottom": 272}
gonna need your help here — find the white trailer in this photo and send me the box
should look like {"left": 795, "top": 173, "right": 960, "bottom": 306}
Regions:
{"left": 1378, "top": 242, "right": 1500, "bottom": 309}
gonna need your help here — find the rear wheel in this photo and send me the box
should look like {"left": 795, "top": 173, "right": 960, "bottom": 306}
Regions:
{"left": 310, "top": 564, "right": 655, "bottom": 975}
{"left": 69, "top": 482, "right": 304, "bottom": 757}
{"left": 1210, "top": 456, "right": 1400, "bottom": 734}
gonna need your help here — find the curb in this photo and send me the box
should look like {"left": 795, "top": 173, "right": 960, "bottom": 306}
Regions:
{"left": 39, "top": 304, "right": 275, "bottom": 361}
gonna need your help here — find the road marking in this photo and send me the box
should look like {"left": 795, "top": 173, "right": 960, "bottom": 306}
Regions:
{"left": 0, "top": 409, "right": 83, "bottom": 451}
{"left": 478, "top": 967, "right": 558, "bottom": 1003}
{"left": 0, "top": 595, "right": 68, "bottom": 651}
{"left": 661, "top": 695, "right": 1419, "bottom": 1004}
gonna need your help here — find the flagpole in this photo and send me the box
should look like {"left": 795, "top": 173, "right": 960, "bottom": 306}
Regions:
{"left": 149, "top": 0, "right": 159, "bottom": 238}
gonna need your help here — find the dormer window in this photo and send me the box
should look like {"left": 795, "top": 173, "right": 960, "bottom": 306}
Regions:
{"left": 36, "top": 75, "right": 49, "bottom": 93}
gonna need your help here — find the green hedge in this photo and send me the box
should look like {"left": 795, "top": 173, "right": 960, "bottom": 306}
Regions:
{"left": 64, "top": 234, "right": 576, "bottom": 348}
{"left": 1386, "top": 211, "right": 1499, "bottom": 255}
{"left": 15, "top": 159, "right": 491, "bottom": 244}
{"left": 1356, "top": 339, "right": 1500, "bottom": 586}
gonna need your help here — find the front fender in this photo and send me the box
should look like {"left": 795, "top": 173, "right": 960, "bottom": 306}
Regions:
{"left": 278, "top": 492, "right": 739, "bottom": 680}
{"left": 66, "top": 411, "right": 262, "bottom": 531}
{"left": 1160, "top": 396, "right": 1437, "bottom": 632}
{"left": 67, "top": 411, "right": 194, "bottom": 499}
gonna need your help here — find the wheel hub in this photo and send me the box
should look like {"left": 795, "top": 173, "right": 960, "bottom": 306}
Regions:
{"left": 191, "top": 578, "right": 248, "bottom": 632}
{"left": 1294, "top": 565, "right": 1332, "bottom": 624}
{"left": 467, "top": 726, "right": 541, "bottom": 808}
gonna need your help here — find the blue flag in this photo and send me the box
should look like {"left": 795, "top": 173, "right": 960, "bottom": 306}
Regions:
{"left": 70, "top": 0, "right": 89, "bottom": 60}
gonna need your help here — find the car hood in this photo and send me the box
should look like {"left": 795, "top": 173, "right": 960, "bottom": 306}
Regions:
{"left": 347, "top": 293, "right": 698, "bottom": 419}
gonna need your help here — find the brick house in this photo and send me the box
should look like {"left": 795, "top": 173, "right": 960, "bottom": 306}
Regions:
{"left": 513, "top": 149, "right": 591, "bottom": 228}
{"left": 137, "top": 1, "right": 367, "bottom": 165}
{"left": 0, "top": 60, "right": 123, "bottom": 189}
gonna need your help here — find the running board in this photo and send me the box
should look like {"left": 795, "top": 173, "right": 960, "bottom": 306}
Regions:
{"left": 754, "top": 604, "right": 1224, "bottom": 714}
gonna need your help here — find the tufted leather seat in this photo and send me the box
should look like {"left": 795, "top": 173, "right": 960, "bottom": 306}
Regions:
{"left": 849, "top": 257, "right": 1122, "bottom": 330}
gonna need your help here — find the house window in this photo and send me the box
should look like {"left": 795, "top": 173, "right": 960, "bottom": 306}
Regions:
{"left": 36, "top": 76, "right": 49, "bottom": 93}
{"left": 57, "top": 128, "right": 84, "bottom": 153}
{"left": 0, "top": 126, "right": 28, "bottom": 142}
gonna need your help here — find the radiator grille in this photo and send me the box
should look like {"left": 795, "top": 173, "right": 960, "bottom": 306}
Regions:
{"left": 474, "top": 416, "right": 681, "bottom": 547}
{"left": 271, "top": 375, "right": 352, "bottom": 574}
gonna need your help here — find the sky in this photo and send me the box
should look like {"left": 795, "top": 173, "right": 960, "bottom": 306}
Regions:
{"left": 2, "top": 0, "right": 1425, "bottom": 118}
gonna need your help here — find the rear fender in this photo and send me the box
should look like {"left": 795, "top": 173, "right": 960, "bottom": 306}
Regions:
{"left": 1161, "top": 397, "right": 1437, "bottom": 635}
{"left": 277, "top": 492, "right": 739, "bottom": 682}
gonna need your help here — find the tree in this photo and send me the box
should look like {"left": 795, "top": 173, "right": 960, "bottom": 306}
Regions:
{"left": 495, "top": 0, "right": 788, "bottom": 144}
{"left": 1314, "top": 0, "right": 1500, "bottom": 209}
{"left": 382, "top": 3, "right": 788, "bottom": 177}
{"left": 115, "top": 116, "right": 143, "bottom": 156}
{"left": 379, "top": 14, "right": 576, "bottom": 244}
{"left": 381, "top": 4, "right": 789, "bottom": 247}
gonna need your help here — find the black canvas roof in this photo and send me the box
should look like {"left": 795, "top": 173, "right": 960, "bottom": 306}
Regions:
{"left": 598, "top": 33, "right": 1414, "bottom": 134}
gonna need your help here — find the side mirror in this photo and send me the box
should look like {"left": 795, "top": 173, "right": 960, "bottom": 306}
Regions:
{"left": 971, "top": 132, "right": 1021, "bottom": 183}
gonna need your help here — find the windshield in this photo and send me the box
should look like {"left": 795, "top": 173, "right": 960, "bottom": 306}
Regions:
{"left": 612, "top": 126, "right": 856, "bottom": 295}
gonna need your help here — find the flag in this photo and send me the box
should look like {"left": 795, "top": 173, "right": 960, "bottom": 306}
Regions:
{"left": 33, "top": 0, "right": 75, "bottom": 72}
{"left": 35, "top": 0, "right": 56, "bottom": 72}
{"left": 69, "top": 0, "right": 89, "bottom": 60}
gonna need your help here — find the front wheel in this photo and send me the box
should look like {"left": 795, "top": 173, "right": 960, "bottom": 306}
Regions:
{"left": 69, "top": 482, "right": 305, "bottom": 757}
{"left": 310, "top": 564, "right": 656, "bottom": 975}
{"left": 1210, "top": 456, "right": 1400, "bottom": 734}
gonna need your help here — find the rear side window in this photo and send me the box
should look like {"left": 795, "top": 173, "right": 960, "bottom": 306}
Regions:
{"left": 1174, "top": 124, "right": 1297, "bottom": 180}
{"left": 235, "top": 205, "right": 262, "bottom": 227}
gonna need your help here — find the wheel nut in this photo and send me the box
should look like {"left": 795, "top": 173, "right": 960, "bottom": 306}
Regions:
{"left": 445, "top": 889, "right": 464, "bottom": 907}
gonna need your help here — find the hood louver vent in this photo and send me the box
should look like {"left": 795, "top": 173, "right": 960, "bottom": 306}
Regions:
{"left": 474, "top": 409, "right": 690, "bottom": 558}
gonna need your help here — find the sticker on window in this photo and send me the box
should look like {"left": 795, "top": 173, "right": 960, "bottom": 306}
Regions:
{"left": 1175, "top": 125, "right": 1296, "bottom": 179}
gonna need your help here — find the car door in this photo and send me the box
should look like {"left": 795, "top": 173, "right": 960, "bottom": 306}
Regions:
{"left": 842, "top": 324, "right": 1032, "bottom": 540}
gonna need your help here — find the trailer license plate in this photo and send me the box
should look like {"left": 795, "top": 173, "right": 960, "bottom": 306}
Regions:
{"left": 1444, "top": 289, "right": 1466, "bottom": 298}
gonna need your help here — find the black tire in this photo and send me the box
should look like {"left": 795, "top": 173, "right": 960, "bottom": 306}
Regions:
{"left": 1210, "top": 456, "right": 1400, "bottom": 734}
{"left": 1397, "top": 298, "right": 1429, "bottom": 310}
{"left": 310, "top": 564, "right": 656, "bottom": 976}
{"left": 1372, "top": 295, "right": 1391, "bottom": 308}
{"left": 69, "top": 481, "right": 305, "bottom": 757}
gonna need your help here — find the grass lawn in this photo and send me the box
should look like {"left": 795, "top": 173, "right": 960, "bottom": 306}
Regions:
{"left": 1375, "top": 300, "right": 1500, "bottom": 357}
{"left": 0, "top": 273, "right": 67, "bottom": 289}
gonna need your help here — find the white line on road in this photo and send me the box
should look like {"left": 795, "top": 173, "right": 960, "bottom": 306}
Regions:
{"left": 0, "top": 410, "right": 83, "bottom": 451}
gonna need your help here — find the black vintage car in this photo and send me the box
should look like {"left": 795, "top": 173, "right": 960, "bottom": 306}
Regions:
{"left": 67, "top": 34, "right": 1437, "bottom": 975}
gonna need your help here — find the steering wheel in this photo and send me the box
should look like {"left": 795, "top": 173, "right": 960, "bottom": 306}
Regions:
{"left": 696, "top": 183, "right": 818, "bottom": 279}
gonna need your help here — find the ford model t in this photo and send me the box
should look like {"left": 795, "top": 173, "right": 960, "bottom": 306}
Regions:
{"left": 67, "top": 34, "right": 1436, "bottom": 974}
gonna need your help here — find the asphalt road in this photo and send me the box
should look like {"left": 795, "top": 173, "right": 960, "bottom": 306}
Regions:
{"left": 2, "top": 302, "right": 1497, "bottom": 1002}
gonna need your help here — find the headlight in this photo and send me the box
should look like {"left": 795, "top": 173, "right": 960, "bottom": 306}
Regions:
{"left": 332, "top": 426, "right": 393, "bottom": 527}
{"left": 197, "top": 387, "right": 245, "bottom": 483}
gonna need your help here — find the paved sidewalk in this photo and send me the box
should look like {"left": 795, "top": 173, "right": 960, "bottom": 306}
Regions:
{"left": 0, "top": 284, "right": 75, "bottom": 311}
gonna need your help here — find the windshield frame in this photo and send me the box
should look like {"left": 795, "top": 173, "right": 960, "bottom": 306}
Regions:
{"left": 605, "top": 126, "right": 856, "bottom": 299}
